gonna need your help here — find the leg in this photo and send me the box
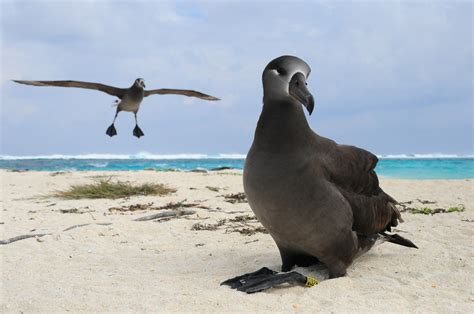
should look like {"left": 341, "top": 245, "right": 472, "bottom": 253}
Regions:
{"left": 133, "top": 112, "right": 144, "bottom": 138}
{"left": 318, "top": 231, "right": 359, "bottom": 279}
{"left": 278, "top": 245, "right": 321, "bottom": 272}
{"left": 106, "top": 111, "right": 119, "bottom": 137}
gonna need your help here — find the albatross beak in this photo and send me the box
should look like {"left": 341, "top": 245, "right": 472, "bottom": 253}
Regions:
{"left": 289, "top": 72, "right": 314, "bottom": 115}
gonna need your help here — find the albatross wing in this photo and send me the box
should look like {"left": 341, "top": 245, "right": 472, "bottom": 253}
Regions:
{"left": 144, "top": 88, "right": 220, "bottom": 101}
{"left": 321, "top": 143, "right": 401, "bottom": 235}
{"left": 12, "top": 80, "right": 127, "bottom": 98}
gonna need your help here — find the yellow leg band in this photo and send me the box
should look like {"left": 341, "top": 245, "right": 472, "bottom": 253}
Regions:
{"left": 305, "top": 276, "right": 319, "bottom": 287}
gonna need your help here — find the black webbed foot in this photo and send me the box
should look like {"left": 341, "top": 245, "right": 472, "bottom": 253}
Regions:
{"left": 133, "top": 125, "right": 145, "bottom": 138}
{"left": 221, "top": 267, "right": 276, "bottom": 289}
{"left": 106, "top": 124, "right": 117, "bottom": 137}
{"left": 222, "top": 268, "right": 317, "bottom": 294}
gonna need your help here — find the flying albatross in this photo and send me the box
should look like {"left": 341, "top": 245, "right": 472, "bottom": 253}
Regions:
{"left": 222, "top": 56, "right": 417, "bottom": 293}
{"left": 12, "top": 78, "right": 220, "bottom": 138}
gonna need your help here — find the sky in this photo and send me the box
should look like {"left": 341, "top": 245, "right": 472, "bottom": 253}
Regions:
{"left": 1, "top": 0, "right": 472, "bottom": 156}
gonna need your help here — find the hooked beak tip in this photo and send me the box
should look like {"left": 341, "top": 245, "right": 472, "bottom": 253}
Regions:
{"left": 306, "top": 95, "right": 315, "bottom": 115}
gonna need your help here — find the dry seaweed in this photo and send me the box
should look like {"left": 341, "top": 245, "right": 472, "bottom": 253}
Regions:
{"left": 223, "top": 192, "right": 247, "bottom": 204}
{"left": 109, "top": 202, "right": 154, "bottom": 212}
{"left": 191, "top": 215, "right": 267, "bottom": 235}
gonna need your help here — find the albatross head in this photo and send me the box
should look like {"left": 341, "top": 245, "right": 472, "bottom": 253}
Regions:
{"left": 134, "top": 78, "right": 146, "bottom": 89}
{"left": 262, "top": 55, "right": 314, "bottom": 114}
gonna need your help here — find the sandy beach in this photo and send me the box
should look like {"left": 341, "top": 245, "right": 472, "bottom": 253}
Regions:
{"left": 1, "top": 169, "right": 472, "bottom": 312}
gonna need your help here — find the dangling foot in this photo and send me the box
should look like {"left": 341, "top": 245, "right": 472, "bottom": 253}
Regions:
{"left": 133, "top": 125, "right": 145, "bottom": 138}
{"left": 106, "top": 124, "right": 117, "bottom": 137}
{"left": 221, "top": 267, "right": 317, "bottom": 293}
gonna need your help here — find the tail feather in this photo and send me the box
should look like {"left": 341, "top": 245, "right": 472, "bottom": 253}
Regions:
{"left": 381, "top": 232, "right": 418, "bottom": 249}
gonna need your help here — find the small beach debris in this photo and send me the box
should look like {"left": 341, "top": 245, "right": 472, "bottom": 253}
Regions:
{"left": 109, "top": 202, "right": 154, "bottom": 212}
{"left": 210, "top": 166, "right": 233, "bottom": 171}
{"left": 156, "top": 199, "right": 198, "bottom": 210}
{"left": 134, "top": 209, "right": 196, "bottom": 221}
{"left": 8, "top": 169, "right": 29, "bottom": 172}
{"left": 0, "top": 233, "right": 51, "bottom": 245}
{"left": 206, "top": 186, "right": 220, "bottom": 192}
{"left": 233, "top": 226, "right": 267, "bottom": 236}
{"left": 416, "top": 199, "right": 436, "bottom": 204}
{"left": 191, "top": 169, "right": 208, "bottom": 173}
{"left": 62, "top": 222, "right": 112, "bottom": 232}
{"left": 50, "top": 171, "right": 67, "bottom": 176}
{"left": 59, "top": 208, "right": 80, "bottom": 214}
{"left": 108, "top": 200, "right": 209, "bottom": 214}
{"left": 0, "top": 222, "right": 112, "bottom": 245}
{"left": 244, "top": 239, "right": 259, "bottom": 244}
{"left": 223, "top": 192, "right": 247, "bottom": 204}
{"left": 58, "top": 207, "right": 94, "bottom": 215}
{"left": 400, "top": 204, "right": 465, "bottom": 215}
{"left": 191, "top": 215, "right": 267, "bottom": 235}
{"left": 191, "top": 219, "right": 227, "bottom": 231}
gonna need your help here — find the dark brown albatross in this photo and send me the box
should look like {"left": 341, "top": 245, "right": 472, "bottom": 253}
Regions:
{"left": 12, "top": 78, "right": 220, "bottom": 138}
{"left": 222, "top": 55, "right": 417, "bottom": 294}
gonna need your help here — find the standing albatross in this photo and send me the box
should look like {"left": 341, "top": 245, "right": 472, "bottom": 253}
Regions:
{"left": 12, "top": 78, "right": 220, "bottom": 138}
{"left": 222, "top": 56, "right": 417, "bottom": 293}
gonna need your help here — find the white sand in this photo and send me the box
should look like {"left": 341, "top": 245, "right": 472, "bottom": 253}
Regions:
{"left": 1, "top": 170, "right": 472, "bottom": 312}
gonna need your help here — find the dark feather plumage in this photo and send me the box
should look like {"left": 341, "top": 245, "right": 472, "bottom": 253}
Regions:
{"left": 323, "top": 144, "right": 402, "bottom": 235}
{"left": 144, "top": 88, "right": 220, "bottom": 100}
{"left": 12, "top": 80, "right": 127, "bottom": 98}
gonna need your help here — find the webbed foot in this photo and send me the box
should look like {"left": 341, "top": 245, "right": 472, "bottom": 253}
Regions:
{"left": 106, "top": 124, "right": 117, "bottom": 137}
{"left": 221, "top": 267, "right": 316, "bottom": 294}
{"left": 133, "top": 125, "right": 144, "bottom": 138}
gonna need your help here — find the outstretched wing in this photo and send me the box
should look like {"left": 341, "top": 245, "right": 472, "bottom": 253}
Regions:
{"left": 144, "top": 88, "right": 220, "bottom": 101}
{"left": 322, "top": 143, "right": 401, "bottom": 235}
{"left": 12, "top": 80, "right": 127, "bottom": 98}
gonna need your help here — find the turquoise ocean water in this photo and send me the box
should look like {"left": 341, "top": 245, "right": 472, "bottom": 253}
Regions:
{"left": 0, "top": 154, "right": 473, "bottom": 179}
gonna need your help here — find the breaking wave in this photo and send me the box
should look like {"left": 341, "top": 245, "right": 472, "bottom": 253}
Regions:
{"left": 1, "top": 152, "right": 472, "bottom": 161}
{"left": 0, "top": 152, "right": 247, "bottom": 160}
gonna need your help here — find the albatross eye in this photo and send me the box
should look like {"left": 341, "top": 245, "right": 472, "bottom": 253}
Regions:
{"left": 276, "top": 67, "right": 286, "bottom": 75}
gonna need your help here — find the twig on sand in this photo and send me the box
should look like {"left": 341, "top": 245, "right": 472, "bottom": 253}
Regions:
{"left": 1, "top": 223, "right": 113, "bottom": 245}
{"left": 0, "top": 233, "right": 51, "bottom": 245}
{"left": 134, "top": 209, "right": 196, "bottom": 221}
{"left": 62, "top": 222, "right": 112, "bottom": 232}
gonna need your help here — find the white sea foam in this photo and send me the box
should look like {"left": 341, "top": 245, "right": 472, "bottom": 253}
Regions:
{"left": 0, "top": 152, "right": 248, "bottom": 160}
{"left": 87, "top": 162, "right": 109, "bottom": 168}
{"left": 1, "top": 152, "right": 472, "bottom": 160}
{"left": 376, "top": 153, "right": 474, "bottom": 159}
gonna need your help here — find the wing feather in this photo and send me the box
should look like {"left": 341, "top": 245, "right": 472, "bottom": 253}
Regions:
{"left": 322, "top": 144, "right": 401, "bottom": 235}
{"left": 13, "top": 80, "right": 126, "bottom": 98}
{"left": 144, "top": 88, "right": 219, "bottom": 101}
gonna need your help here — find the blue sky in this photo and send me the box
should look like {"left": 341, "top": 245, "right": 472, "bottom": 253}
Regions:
{"left": 1, "top": 0, "right": 472, "bottom": 156}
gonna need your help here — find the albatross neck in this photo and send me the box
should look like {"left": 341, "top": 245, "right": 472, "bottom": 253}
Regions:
{"left": 254, "top": 98, "right": 312, "bottom": 151}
